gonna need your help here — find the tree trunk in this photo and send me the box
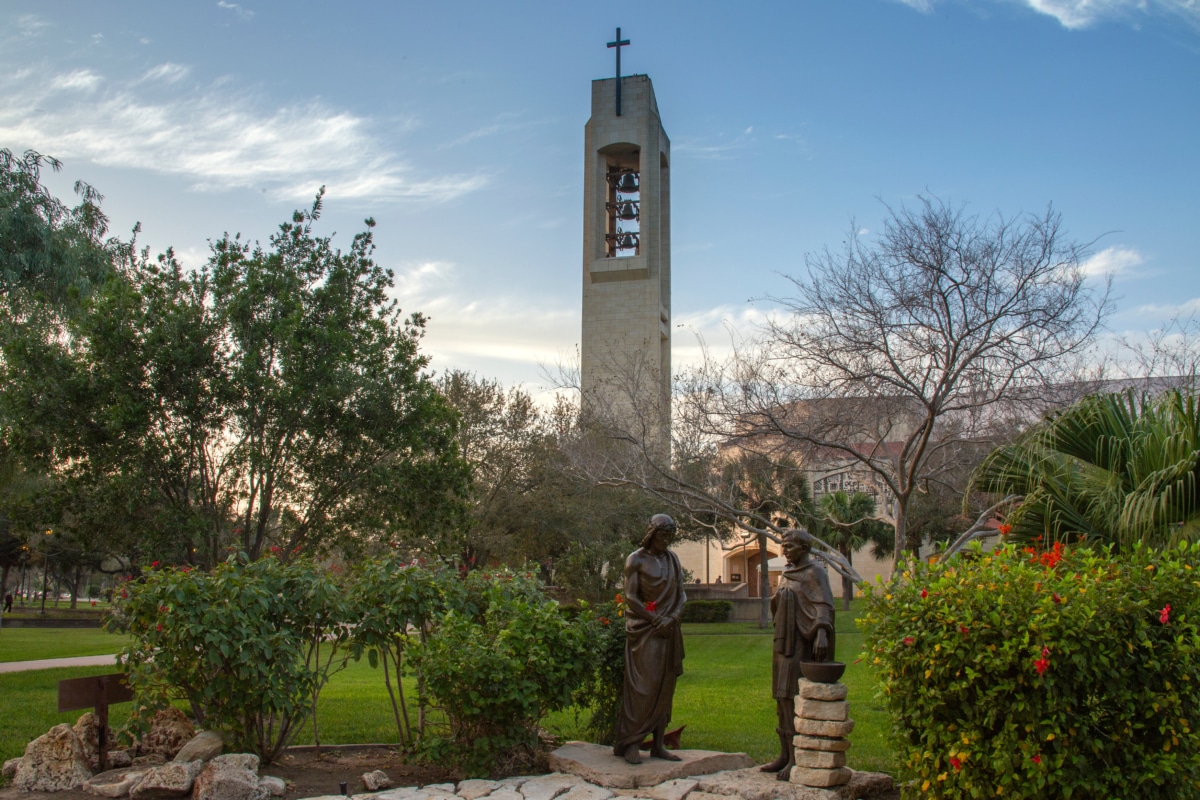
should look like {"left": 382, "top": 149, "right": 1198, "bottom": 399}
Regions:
{"left": 758, "top": 532, "right": 771, "bottom": 629}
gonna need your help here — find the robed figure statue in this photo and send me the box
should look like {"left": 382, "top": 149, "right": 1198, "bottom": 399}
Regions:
{"left": 761, "top": 528, "right": 836, "bottom": 780}
{"left": 612, "top": 514, "right": 686, "bottom": 764}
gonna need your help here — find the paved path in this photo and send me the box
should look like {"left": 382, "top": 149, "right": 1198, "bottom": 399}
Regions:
{"left": 0, "top": 654, "right": 118, "bottom": 673}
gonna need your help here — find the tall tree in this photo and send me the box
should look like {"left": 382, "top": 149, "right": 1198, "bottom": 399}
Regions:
{"left": 680, "top": 196, "right": 1109, "bottom": 567}
{"left": 1, "top": 191, "right": 469, "bottom": 567}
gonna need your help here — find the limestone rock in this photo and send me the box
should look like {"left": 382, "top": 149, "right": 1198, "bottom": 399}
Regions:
{"left": 487, "top": 789, "right": 526, "bottom": 800}
{"left": 499, "top": 776, "right": 531, "bottom": 789}
{"left": 520, "top": 773, "right": 582, "bottom": 800}
{"left": 794, "top": 718, "right": 854, "bottom": 738}
{"left": 362, "top": 770, "right": 393, "bottom": 791}
{"left": 683, "top": 794, "right": 735, "bottom": 800}
{"left": 789, "top": 767, "right": 851, "bottom": 788}
{"left": 83, "top": 767, "right": 150, "bottom": 798}
{"left": 75, "top": 712, "right": 119, "bottom": 771}
{"left": 636, "top": 778, "right": 696, "bottom": 800}
{"left": 13, "top": 723, "right": 94, "bottom": 792}
{"left": 795, "top": 699, "right": 848, "bottom": 722}
{"left": 793, "top": 750, "right": 846, "bottom": 770}
{"left": 133, "top": 754, "right": 167, "bottom": 768}
{"left": 558, "top": 784, "right": 614, "bottom": 800}
{"left": 375, "top": 790, "right": 421, "bottom": 800}
{"left": 426, "top": 784, "right": 458, "bottom": 794}
{"left": 142, "top": 708, "right": 197, "bottom": 760}
{"left": 3, "top": 757, "right": 20, "bottom": 781}
{"left": 130, "top": 759, "right": 203, "bottom": 799}
{"left": 260, "top": 775, "right": 287, "bottom": 797}
{"left": 174, "top": 731, "right": 224, "bottom": 764}
{"left": 193, "top": 754, "right": 266, "bottom": 800}
{"left": 110, "top": 749, "right": 135, "bottom": 769}
{"left": 548, "top": 742, "right": 754, "bottom": 790}
{"left": 793, "top": 735, "right": 850, "bottom": 753}
{"left": 797, "top": 681, "right": 847, "bottom": 702}
{"left": 457, "top": 779, "right": 501, "bottom": 800}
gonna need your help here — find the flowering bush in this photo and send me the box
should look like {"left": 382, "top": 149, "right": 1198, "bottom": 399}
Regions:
{"left": 410, "top": 569, "right": 595, "bottom": 776}
{"left": 107, "top": 554, "right": 353, "bottom": 762}
{"left": 861, "top": 542, "right": 1200, "bottom": 799}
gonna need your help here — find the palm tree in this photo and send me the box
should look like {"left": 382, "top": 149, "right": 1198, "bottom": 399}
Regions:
{"left": 817, "top": 490, "right": 892, "bottom": 610}
{"left": 971, "top": 389, "right": 1200, "bottom": 551}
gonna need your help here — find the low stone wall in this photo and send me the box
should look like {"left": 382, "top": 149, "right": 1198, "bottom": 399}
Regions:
{"left": 1, "top": 616, "right": 104, "bottom": 628}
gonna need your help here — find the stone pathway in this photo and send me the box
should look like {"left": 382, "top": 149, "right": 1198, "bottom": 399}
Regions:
{"left": 0, "top": 655, "right": 119, "bottom": 674}
{"left": 297, "top": 745, "right": 894, "bottom": 800}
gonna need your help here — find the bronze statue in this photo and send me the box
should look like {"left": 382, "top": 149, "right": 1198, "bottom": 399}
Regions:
{"left": 612, "top": 514, "right": 686, "bottom": 764}
{"left": 761, "top": 528, "right": 836, "bottom": 780}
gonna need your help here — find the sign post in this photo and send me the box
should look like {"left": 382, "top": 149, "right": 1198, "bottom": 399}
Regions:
{"left": 58, "top": 673, "right": 133, "bottom": 772}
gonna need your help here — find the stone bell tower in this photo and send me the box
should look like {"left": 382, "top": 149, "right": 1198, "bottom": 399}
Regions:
{"left": 580, "top": 31, "right": 671, "bottom": 447}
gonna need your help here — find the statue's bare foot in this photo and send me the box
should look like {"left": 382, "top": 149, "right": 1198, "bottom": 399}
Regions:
{"left": 759, "top": 755, "right": 788, "bottom": 773}
{"left": 651, "top": 747, "right": 682, "bottom": 762}
{"left": 775, "top": 765, "right": 792, "bottom": 782}
{"left": 623, "top": 744, "right": 642, "bottom": 765}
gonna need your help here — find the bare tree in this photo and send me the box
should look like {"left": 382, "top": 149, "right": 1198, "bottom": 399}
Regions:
{"left": 678, "top": 197, "right": 1110, "bottom": 568}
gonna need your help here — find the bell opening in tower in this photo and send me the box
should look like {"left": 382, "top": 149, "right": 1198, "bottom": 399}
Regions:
{"left": 604, "top": 156, "right": 640, "bottom": 258}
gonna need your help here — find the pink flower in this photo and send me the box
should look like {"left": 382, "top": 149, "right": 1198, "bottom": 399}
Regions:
{"left": 903, "top": 637, "right": 916, "bottom": 646}
{"left": 949, "top": 756, "right": 962, "bottom": 771}
{"left": 646, "top": 600, "right": 658, "bottom": 612}
{"left": 1160, "top": 604, "right": 1172, "bottom": 624}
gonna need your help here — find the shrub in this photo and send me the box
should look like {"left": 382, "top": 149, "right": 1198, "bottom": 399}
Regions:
{"left": 570, "top": 600, "right": 626, "bottom": 745}
{"left": 107, "top": 554, "right": 353, "bottom": 763}
{"left": 861, "top": 542, "right": 1200, "bottom": 799}
{"left": 410, "top": 569, "right": 595, "bottom": 776}
{"left": 681, "top": 599, "right": 733, "bottom": 623}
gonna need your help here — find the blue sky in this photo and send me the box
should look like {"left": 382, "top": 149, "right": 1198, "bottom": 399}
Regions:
{"left": 2, "top": 1, "right": 1197, "bottom": 395}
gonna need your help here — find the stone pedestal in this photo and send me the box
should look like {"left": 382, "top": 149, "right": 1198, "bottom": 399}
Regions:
{"left": 790, "top": 680, "right": 851, "bottom": 789}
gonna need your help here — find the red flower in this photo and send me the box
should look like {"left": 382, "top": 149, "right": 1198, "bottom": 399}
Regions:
{"left": 1052, "top": 592, "right": 1063, "bottom": 604}
{"left": 599, "top": 617, "right": 611, "bottom": 626}
{"left": 920, "top": 588, "right": 928, "bottom": 599}
{"left": 998, "top": 523, "right": 1012, "bottom": 536}
{"left": 150, "top": 560, "right": 160, "bottom": 568}
{"left": 181, "top": 566, "right": 193, "bottom": 573}
{"left": 646, "top": 600, "right": 658, "bottom": 612}
{"left": 1034, "top": 657, "right": 1050, "bottom": 675}
{"left": 949, "top": 756, "right": 962, "bottom": 771}
{"left": 615, "top": 594, "right": 624, "bottom": 604}
{"left": 903, "top": 637, "right": 916, "bottom": 646}
{"left": 156, "top": 623, "right": 163, "bottom": 633}
{"left": 1160, "top": 604, "right": 1172, "bottom": 624}
{"left": 1042, "top": 646, "right": 1050, "bottom": 657}
{"left": 1031, "top": 755, "right": 1042, "bottom": 764}
{"left": 959, "top": 625, "right": 969, "bottom": 637}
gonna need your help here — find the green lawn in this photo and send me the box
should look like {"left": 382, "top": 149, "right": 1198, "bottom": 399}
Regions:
{"left": 0, "top": 629, "right": 128, "bottom": 662}
{"left": 0, "top": 603, "right": 896, "bottom": 775}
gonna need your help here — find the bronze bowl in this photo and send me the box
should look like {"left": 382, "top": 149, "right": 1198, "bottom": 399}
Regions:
{"left": 800, "top": 661, "right": 846, "bottom": 683}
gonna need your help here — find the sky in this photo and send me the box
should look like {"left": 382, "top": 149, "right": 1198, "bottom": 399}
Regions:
{"left": 2, "top": 1, "right": 1198, "bottom": 398}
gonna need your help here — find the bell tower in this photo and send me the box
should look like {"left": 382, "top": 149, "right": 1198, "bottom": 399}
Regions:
{"left": 580, "top": 31, "right": 671, "bottom": 447}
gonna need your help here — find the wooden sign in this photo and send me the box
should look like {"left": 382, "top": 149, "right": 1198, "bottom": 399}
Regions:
{"left": 58, "top": 673, "right": 133, "bottom": 772}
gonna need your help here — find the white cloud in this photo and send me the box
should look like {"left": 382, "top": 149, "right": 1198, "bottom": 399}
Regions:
{"left": 17, "top": 15, "right": 49, "bottom": 37}
{"left": 0, "top": 66, "right": 487, "bottom": 204}
{"left": 50, "top": 69, "right": 102, "bottom": 92}
{"left": 138, "top": 63, "right": 190, "bottom": 84}
{"left": 1081, "top": 245, "right": 1144, "bottom": 276}
{"left": 217, "top": 1, "right": 254, "bottom": 21}
{"left": 891, "top": 0, "right": 1200, "bottom": 30}
{"left": 1135, "top": 297, "right": 1200, "bottom": 317}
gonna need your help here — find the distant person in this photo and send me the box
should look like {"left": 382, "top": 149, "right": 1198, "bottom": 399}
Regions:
{"left": 3, "top": 593, "right": 12, "bottom": 613}
{"left": 714, "top": 576, "right": 722, "bottom": 584}
{"left": 694, "top": 577, "right": 701, "bottom": 584}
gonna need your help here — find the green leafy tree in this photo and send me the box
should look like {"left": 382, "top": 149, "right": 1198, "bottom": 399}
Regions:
{"left": 972, "top": 389, "right": 1200, "bottom": 550}
{"left": 1, "top": 191, "right": 469, "bottom": 566}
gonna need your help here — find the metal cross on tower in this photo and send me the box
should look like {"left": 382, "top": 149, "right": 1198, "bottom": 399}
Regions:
{"left": 607, "top": 27, "right": 630, "bottom": 116}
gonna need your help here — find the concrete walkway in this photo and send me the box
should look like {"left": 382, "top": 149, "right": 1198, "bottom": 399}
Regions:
{"left": 0, "top": 654, "right": 119, "bottom": 673}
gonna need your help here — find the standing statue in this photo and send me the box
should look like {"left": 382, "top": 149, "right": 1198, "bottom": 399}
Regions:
{"left": 761, "top": 528, "right": 836, "bottom": 780}
{"left": 613, "top": 514, "right": 686, "bottom": 764}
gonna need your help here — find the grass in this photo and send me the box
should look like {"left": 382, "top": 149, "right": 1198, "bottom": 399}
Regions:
{"left": 0, "top": 601, "right": 896, "bottom": 775}
{"left": 0, "top": 629, "right": 128, "bottom": 662}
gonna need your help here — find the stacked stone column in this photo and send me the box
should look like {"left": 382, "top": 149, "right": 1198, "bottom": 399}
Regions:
{"left": 790, "top": 678, "right": 853, "bottom": 788}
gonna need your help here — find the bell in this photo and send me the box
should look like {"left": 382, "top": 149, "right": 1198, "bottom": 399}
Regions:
{"left": 616, "top": 172, "right": 639, "bottom": 194}
{"left": 618, "top": 201, "right": 639, "bottom": 221}
{"left": 618, "top": 234, "right": 638, "bottom": 250}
